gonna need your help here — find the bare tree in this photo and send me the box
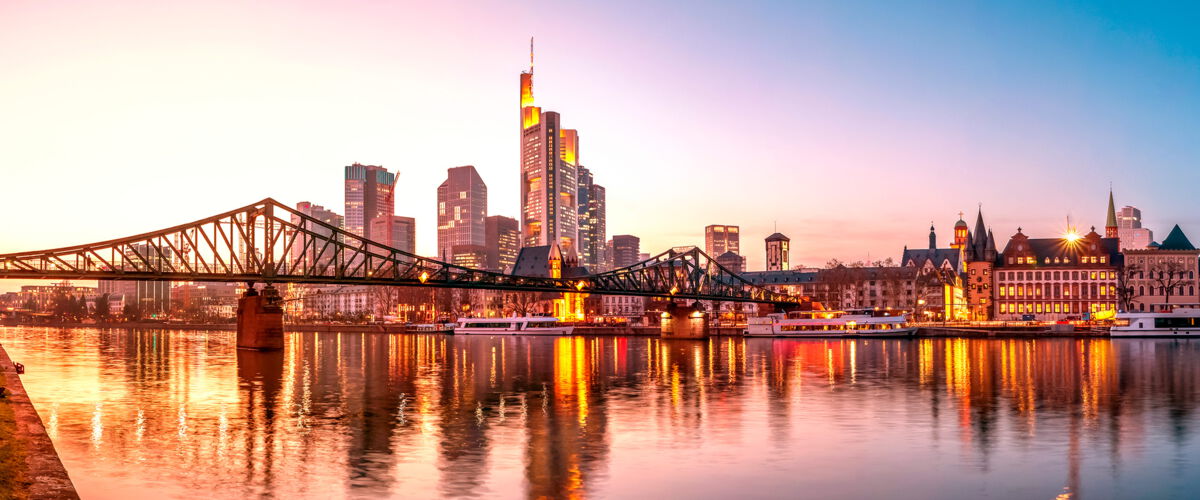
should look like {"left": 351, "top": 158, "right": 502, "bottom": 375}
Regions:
{"left": 1115, "top": 262, "right": 1143, "bottom": 312}
{"left": 1150, "top": 259, "right": 1189, "bottom": 310}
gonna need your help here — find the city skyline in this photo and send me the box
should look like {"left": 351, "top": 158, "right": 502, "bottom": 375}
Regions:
{"left": 3, "top": 1, "right": 1200, "bottom": 294}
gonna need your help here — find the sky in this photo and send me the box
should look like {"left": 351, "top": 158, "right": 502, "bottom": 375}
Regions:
{"left": 2, "top": 0, "right": 1199, "bottom": 292}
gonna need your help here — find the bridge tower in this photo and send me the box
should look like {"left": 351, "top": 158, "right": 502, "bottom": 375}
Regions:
{"left": 236, "top": 283, "right": 285, "bottom": 350}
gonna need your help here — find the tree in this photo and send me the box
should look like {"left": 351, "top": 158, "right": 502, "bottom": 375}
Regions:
{"left": 94, "top": 294, "right": 111, "bottom": 322}
{"left": 505, "top": 292, "right": 540, "bottom": 317}
{"left": 1115, "top": 262, "right": 1143, "bottom": 312}
{"left": 1150, "top": 259, "right": 1189, "bottom": 310}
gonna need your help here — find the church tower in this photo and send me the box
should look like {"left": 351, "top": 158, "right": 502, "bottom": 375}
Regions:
{"left": 952, "top": 213, "right": 969, "bottom": 250}
{"left": 1105, "top": 189, "right": 1119, "bottom": 239}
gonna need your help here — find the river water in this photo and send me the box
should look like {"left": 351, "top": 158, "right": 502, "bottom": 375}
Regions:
{"left": 2, "top": 327, "right": 1200, "bottom": 499}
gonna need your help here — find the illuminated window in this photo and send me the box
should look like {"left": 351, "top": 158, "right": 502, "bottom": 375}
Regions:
{"left": 1100, "top": 256, "right": 1107, "bottom": 263}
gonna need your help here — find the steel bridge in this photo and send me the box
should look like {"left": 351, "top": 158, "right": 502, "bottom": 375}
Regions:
{"left": 0, "top": 198, "right": 799, "bottom": 305}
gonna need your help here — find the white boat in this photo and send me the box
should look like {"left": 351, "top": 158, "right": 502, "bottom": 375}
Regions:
{"left": 454, "top": 317, "right": 575, "bottom": 335}
{"left": 410, "top": 322, "right": 455, "bottom": 334}
{"left": 745, "top": 310, "right": 916, "bottom": 338}
{"left": 1110, "top": 310, "right": 1200, "bottom": 337}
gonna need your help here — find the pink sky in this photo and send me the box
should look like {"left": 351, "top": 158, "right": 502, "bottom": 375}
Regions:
{"left": 3, "top": 1, "right": 1198, "bottom": 292}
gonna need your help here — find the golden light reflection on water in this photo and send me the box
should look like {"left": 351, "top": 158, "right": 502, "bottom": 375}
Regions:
{"left": 3, "top": 327, "right": 1200, "bottom": 499}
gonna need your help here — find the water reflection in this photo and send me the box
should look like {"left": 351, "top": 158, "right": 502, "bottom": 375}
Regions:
{"left": 3, "top": 327, "right": 1200, "bottom": 499}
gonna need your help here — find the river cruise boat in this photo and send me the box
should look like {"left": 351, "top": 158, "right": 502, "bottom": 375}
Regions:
{"left": 745, "top": 310, "right": 916, "bottom": 338}
{"left": 454, "top": 317, "right": 574, "bottom": 335}
{"left": 1110, "top": 310, "right": 1200, "bottom": 337}
{"left": 410, "top": 323, "right": 455, "bottom": 334}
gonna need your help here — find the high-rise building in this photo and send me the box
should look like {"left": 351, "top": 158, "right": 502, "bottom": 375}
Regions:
{"left": 520, "top": 42, "right": 580, "bottom": 253}
{"left": 715, "top": 251, "right": 746, "bottom": 273}
{"left": 611, "top": 235, "right": 640, "bottom": 269}
{"left": 576, "top": 167, "right": 607, "bottom": 271}
{"left": 1117, "top": 205, "right": 1154, "bottom": 250}
{"left": 98, "top": 244, "right": 171, "bottom": 317}
{"left": 369, "top": 216, "right": 416, "bottom": 254}
{"left": 451, "top": 244, "right": 489, "bottom": 269}
{"left": 344, "top": 163, "right": 395, "bottom": 240}
{"left": 291, "top": 202, "right": 344, "bottom": 267}
{"left": 765, "top": 233, "right": 790, "bottom": 271}
{"left": 485, "top": 215, "right": 520, "bottom": 273}
{"left": 437, "top": 166, "right": 487, "bottom": 261}
{"left": 705, "top": 225, "right": 740, "bottom": 257}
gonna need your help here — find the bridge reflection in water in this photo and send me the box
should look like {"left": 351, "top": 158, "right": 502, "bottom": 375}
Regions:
{"left": 4, "top": 328, "right": 1200, "bottom": 499}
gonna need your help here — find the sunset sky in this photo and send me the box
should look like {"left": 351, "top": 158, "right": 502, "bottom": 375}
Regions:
{"left": 2, "top": 0, "right": 1199, "bottom": 292}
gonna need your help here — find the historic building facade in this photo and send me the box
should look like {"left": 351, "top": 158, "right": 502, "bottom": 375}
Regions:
{"left": 901, "top": 224, "right": 967, "bottom": 320}
{"left": 1122, "top": 225, "right": 1199, "bottom": 312}
{"left": 992, "top": 227, "right": 1121, "bottom": 320}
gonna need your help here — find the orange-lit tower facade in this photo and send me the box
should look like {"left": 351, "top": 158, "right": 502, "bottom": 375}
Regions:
{"left": 951, "top": 213, "right": 969, "bottom": 250}
{"left": 520, "top": 39, "right": 580, "bottom": 252}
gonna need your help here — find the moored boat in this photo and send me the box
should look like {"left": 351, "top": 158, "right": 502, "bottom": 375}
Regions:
{"left": 745, "top": 310, "right": 915, "bottom": 338}
{"left": 455, "top": 317, "right": 574, "bottom": 335}
{"left": 1110, "top": 309, "right": 1200, "bottom": 337}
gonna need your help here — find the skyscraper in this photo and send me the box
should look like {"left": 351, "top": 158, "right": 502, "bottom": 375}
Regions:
{"left": 520, "top": 41, "right": 579, "bottom": 252}
{"left": 369, "top": 216, "right": 416, "bottom": 254}
{"left": 576, "top": 166, "right": 607, "bottom": 271}
{"left": 611, "top": 235, "right": 640, "bottom": 269}
{"left": 344, "top": 163, "right": 395, "bottom": 240}
{"left": 586, "top": 183, "right": 606, "bottom": 271}
{"left": 1117, "top": 205, "right": 1154, "bottom": 250}
{"left": 437, "top": 165, "right": 487, "bottom": 261}
{"left": 705, "top": 225, "right": 741, "bottom": 257}
{"left": 765, "top": 233, "right": 790, "bottom": 271}
{"left": 291, "top": 201, "right": 344, "bottom": 267}
{"left": 485, "top": 215, "right": 520, "bottom": 273}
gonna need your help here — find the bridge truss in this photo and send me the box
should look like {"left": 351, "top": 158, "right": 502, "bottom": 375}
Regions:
{"left": 0, "top": 198, "right": 798, "bottom": 304}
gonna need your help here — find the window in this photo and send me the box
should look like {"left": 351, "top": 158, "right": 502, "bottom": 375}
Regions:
{"left": 1100, "top": 256, "right": 1107, "bottom": 263}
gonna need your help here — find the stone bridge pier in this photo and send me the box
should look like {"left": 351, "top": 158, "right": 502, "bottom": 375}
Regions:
{"left": 237, "top": 283, "right": 285, "bottom": 350}
{"left": 660, "top": 301, "right": 709, "bottom": 339}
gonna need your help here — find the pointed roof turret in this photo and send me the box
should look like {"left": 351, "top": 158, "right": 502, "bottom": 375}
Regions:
{"left": 985, "top": 228, "right": 998, "bottom": 258}
{"left": 1106, "top": 189, "right": 1118, "bottom": 229}
{"left": 1159, "top": 225, "right": 1196, "bottom": 251}
{"left": 972, "top": 207, "right": 987, "bottom": 248}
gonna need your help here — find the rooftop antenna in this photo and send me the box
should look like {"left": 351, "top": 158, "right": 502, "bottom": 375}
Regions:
{"left": 530, "top": 36, "right": 534, "bottom": 74}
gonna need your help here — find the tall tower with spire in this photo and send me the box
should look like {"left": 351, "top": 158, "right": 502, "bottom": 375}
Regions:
{"left": 1105, "top": 189, "right": 1119, "bottom": 239}
{"left": 519, "top": 38, "right": 581, "bottom": 253}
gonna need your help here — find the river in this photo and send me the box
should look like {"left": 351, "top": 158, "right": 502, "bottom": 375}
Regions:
{"left": 2, "top": 327, "right": 1200, "bottom": 499}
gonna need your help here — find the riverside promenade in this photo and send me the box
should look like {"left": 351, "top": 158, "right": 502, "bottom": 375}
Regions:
{"left": 0, "top": 343, "right": 77, "bottom": 499}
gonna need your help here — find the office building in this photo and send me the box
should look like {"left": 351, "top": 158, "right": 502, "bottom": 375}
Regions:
{"left": 369, "top": 216, "right": 416, "bottom": 254}
{"left": 705, "top": 225, "right": 741, "bottom": 257}
{"left": 1117, "top": 205, "right": 1154, "bottom": 250}
{"left": 520, "top": 42, "right": 580, "bottom": 252}
{"left": 437, "top": 166, "right": 487, "bottom": 262}
{"left": 344, "top": 163, "right": 395, "bottom": 240}
{"left": 485, "top": 215, "right": 520, "bottom": 273}
{"left": 611, "top": 235, "right": 640, "bottom": 269}
{"left": 291, "top": 202, "right": 344, "bottom": 268}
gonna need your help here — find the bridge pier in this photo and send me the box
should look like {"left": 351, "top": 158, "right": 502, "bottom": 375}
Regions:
{"left": 660, "top": 301, "right": 709, "bottom": 339}
{"left": 237, "top": 283, "right": 284, "bottom": 350}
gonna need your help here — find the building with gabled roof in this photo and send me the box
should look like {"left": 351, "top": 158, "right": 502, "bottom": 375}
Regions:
{"left": 1122, "top": 224, "right": 1199, "bottom": 312}
{"left": 993, "top": 225, "right": 1121, "bottom": 320}
{"left": 901, "top": 223, "right": 967, "bottom": 320}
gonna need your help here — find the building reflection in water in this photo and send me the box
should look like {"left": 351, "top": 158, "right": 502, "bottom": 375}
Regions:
{"left": 4, "top": 327, "right": 1200, "bottom": 499}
